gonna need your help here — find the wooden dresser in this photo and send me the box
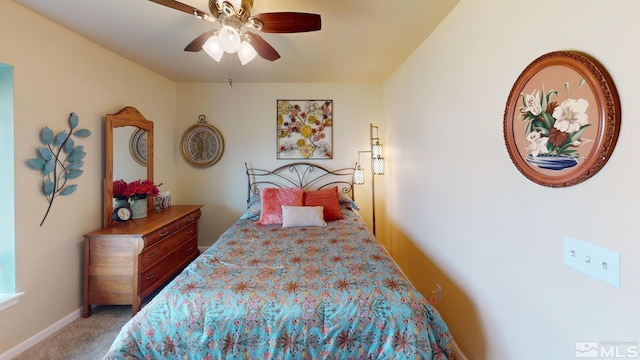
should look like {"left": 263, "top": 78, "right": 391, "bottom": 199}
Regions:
{"left": 83, "top": 205, "right": 203, "bottom": 317}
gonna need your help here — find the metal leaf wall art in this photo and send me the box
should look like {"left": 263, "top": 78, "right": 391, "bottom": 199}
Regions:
{"left": 26, "top": 112, "right": 91, "bottom": 226}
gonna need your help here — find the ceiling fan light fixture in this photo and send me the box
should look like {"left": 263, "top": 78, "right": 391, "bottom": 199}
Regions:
{"left": 238, "top": 40, "right": 257, "bottom": 65}
{"left": 218, "top": 25, "right": 241, "bottom": 53}
{"left": 151, "top": 0, "right": 321, "bottom": 65}
{"left": 202, "top": 35, "right": 224, "bottom": 62}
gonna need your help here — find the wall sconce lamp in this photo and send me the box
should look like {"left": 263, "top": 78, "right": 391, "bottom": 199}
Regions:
{"left": 354, "top": 123, "right": 384, "bottom": 235}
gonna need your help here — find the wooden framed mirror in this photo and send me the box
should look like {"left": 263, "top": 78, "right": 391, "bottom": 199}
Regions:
{"left": 103, "top": 106, "right": 154, "bottom": 226}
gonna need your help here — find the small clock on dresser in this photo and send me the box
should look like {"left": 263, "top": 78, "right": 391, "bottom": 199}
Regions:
{"left": 112, "top": 205, "right": 132, "bottom": 223}
{"left": 181, "top": 115, "right": 224, "bottom": 168}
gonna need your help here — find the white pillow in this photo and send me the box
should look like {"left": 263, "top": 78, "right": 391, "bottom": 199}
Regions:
{"left": 281, "top": 205, "right": 327, "bottom": 227}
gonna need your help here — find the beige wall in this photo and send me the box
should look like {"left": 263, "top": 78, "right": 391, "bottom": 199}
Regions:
{"left": 176, "top": 83, "right": 382, "bottom": 244}
{"left": 0, "top": 1, "right": 178, "bottom": 353}
{"left": 384, "top": 0, "right": 640, "bottom": 358}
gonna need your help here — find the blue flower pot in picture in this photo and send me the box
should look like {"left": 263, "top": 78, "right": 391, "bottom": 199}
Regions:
{"left": 526, "top": 154, "right": 578, "bottom": 170}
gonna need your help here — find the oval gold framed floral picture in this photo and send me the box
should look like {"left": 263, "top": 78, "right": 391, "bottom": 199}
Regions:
{"left": 503, "top": 51, "right": 621, "bottom": 187}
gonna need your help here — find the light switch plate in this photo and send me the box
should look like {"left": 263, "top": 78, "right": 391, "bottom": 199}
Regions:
{"left": 563, "top": 236, "right": 620, "bottom": 287}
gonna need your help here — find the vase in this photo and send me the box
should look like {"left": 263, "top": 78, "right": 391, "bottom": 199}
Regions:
{"left": 131, "top": 198, "right": 148, "bottom": 219}
{"left": 114, "top": 198, "right": 129, "bottom": 208}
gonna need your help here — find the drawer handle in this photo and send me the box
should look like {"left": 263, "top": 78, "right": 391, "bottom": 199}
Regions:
{"left": 186, "top": 246, "right": 194, "bottom": 252}
{"left": 186, "top": 230, "right": 194, "bottom": 235}
{"left": 159, "top": 231, "right": 169, "bottom": 237}
{"left": 145, "top": 252, "right": 156, "bottom": 259}
{"left": 187, "top": 217, "right": 195, "bottom": 222}
{"left": 146, "top": 274, "right": 156, "bottom": 280}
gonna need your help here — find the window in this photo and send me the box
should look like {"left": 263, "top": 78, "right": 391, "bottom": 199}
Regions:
{"left": 0, "top": 63, "right": 21, "bottom": 311}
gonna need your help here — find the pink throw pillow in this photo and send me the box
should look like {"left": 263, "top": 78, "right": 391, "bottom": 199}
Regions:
{"left": 304, "top": 187, "right": 343, "bottom": 221}
{"left": 257, "top": 188, "right": 304, "bottom": 225}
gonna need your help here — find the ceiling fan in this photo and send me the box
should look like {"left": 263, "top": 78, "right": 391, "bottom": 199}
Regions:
{"left": 148, "top": 0, "right": 322, "bottom": 65}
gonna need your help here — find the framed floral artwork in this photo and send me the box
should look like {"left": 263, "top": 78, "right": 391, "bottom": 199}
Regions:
{"left": 277, "top": 100, "right": 333, "bottom": 159}
{"left": 503, "top": 51, "right": 621, "bottom": 187}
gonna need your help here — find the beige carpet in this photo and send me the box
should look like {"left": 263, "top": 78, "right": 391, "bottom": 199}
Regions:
{"left": 13, "top": 305, "right": 131, "bottom": 360}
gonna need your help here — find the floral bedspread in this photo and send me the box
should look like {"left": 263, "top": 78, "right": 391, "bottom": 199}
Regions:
{"left": 104, "top": 210, "right": 453, "bottom": 359}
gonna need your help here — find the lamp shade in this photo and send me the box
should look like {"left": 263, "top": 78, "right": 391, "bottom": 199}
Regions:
{"left": 238, "top": 40, "right": 257, "bottom": 65}
{"left": 373, "top": 157, "right": 385, "bottom": 175}
{"left": 218, "top": 25, "right": 241, "bottom": 53}
{"left": 354, "top": 166, "right": 365, "bottom": 185}
{"left": 372, "top": 142, "right": 383, "bottom": 158}
{"left": 202, "top": 35, "right": 224, "bottom": 62}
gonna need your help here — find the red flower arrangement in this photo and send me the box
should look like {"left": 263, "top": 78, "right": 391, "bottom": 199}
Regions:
{"left": 113, "top": 179, "right": 160, "bottom": 200}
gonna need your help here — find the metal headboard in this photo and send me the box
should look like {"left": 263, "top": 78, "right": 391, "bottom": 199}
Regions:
{"left": 245, "top": 162, "right": 356, "bottom": 206}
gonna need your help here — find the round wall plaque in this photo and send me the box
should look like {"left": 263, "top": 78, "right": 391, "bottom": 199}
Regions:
{"left": 503, "top": 51, "right": 620, "bottom": 187}
{"left": 181, "top": 117, "right": 224, "bottom": 168}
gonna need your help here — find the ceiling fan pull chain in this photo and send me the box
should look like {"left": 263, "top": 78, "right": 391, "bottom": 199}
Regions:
{"left": 228, "top": 55, "right": 233, "bottom": 88}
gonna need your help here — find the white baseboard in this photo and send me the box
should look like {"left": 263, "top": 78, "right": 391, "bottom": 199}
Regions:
{"left": 198, "top": 246, "right": 210, "bottom": 253}
{"left": 0, "top": 307, "right": 82, "bottom": 360}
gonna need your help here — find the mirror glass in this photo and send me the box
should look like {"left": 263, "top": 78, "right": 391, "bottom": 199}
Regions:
{"left": 113, "top": 126, "right": 147, "bottom": 182}
{"left": 103, "top": 107, "right": 154, "bottom": 227}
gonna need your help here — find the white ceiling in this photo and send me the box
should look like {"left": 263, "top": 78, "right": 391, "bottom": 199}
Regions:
{"left": 13, "top": 0, "right": 458, "bottom": 83}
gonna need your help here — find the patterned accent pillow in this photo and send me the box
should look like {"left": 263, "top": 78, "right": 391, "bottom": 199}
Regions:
{"left": 304, "top": 187, "right": 343, "bottom": 221}
{"left": 257, "top": 188, "right": 304, "bottom": 225}
{"left": 281, "top": 206, "right": 327, "bottom": 227}
{"left": 338, "top": 192, "right": 359, "bottom": 210}
{"left": 240, "top": 193, "right": 261, "bottom": 220}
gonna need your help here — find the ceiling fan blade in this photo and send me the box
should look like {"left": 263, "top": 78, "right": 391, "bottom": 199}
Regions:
{"left": 148, "top": 0, "right": 209, "bottom": 19}
{"left": 251, "top": 12, "right": 321, "bottom": 33}
{"left": 246, "top": 32, "right": 281, "bottom": 61}
{"left": 184, "top": 30, "right": 216, "bottom": 52}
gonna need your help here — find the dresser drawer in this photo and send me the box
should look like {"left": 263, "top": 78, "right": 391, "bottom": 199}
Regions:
{"left": 139, "top": 222, "right": 197, "bottom": 270}
{"left": 178, "top": 209, "right": 201, "bottom": 228}
{"left": 139, "top": 238, "right": 198, "bottom": 293}
{"left": 145, "top": 222, "right": 180, "bottom": 247}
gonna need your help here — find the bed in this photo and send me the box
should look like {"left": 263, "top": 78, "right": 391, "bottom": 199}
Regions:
{"left": 103, "top": 162, "right": 453, "bottom": 359}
